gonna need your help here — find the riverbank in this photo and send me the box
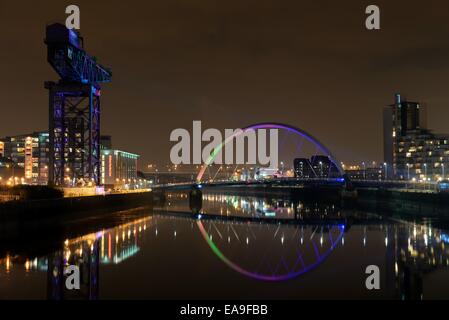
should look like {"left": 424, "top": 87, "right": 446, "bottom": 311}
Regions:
{"left": 200, "top": 184, "right": 449, "bottom": 217}
{"left": 357, "top": 188, "right": 449, "bottom": 216}
{"left": 0, "top": 191, "right": 166, "bottom": 235}
{"left": 0, "top": 191, "right": 156, "bottom": 219}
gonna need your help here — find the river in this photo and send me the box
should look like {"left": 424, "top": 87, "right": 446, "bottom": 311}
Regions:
{"left": 1, "top": 192, "right": 449, "bottom": 299}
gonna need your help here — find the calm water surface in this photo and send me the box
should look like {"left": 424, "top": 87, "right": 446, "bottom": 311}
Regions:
{"left": 1, "top": 192, "right": 449, "bottom": 300}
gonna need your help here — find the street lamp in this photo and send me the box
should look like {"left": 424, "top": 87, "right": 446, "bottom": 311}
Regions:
{"left": 423, "top": 163, "right": 428, "bottom": 189}
{"left": 383, "top": 162, "right": 388, "bottom": 180}
{"left": 362, "top": 162, "right": 366, "bottom": 180}
{"left": 319, "top": 161, "right": 323, "bottom": 178}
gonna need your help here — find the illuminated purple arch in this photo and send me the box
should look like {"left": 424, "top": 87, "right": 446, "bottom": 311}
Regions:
{"left": 196, "top": 122, "right": 345, "bottom": 182}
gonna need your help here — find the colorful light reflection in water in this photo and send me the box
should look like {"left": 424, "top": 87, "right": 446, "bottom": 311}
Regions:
{"left": 196, "top": 220, "right": 345, "bottom": 281}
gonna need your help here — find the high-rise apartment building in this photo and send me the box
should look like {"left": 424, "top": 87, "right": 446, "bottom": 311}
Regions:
{"left": 383, "top": 94, "right": 449, "bottom": 181}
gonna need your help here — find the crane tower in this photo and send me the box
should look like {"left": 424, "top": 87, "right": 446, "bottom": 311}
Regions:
{"left": 44, "top": 23, "right": 112, "bottom": 186}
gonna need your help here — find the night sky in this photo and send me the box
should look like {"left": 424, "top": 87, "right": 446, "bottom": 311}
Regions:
{"left": 1, "top": 0, "right": 449, "bottom": 167}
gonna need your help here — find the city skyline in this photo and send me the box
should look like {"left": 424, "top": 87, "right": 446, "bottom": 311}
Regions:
{"left": 2, "top": 1, "right": 449, "bottom": 304}
{"left": 1, "top": 1, "right": 449, "bottom": 167}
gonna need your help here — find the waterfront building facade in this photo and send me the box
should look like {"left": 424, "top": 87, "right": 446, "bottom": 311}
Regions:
{"left": 0, "top": 132, "right": 49, "bottom": 185}
{"left": 293, "top": 158, "right": 313, "bottom": 178}
{"left": 1, "top": 131, "right": 141, "bottom": 187}
{"left": 101, "top": 149, "right": 140, "bottom": 188}
{"left": 293, "top": 155, "right": 339, "bottom": 179}
{"left": 343, "top": 164, "right": 385, "bottom": 181}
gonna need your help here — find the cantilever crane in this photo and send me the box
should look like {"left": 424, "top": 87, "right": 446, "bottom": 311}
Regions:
{"left": 45, "top": 23, "right": 112, "bottom": 186}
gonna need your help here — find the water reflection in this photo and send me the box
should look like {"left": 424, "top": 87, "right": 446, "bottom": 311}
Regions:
{"left": 1, "top": 217, "right": 150, "bottom": 300}
{"left": 0, "top": 193, "right": 449, "bottom": 299}
{"left": 196, "top": 219, "right": 344, "bottom": 281}
{"left": 171, "top": 191, "right": 347, "bottom": 221}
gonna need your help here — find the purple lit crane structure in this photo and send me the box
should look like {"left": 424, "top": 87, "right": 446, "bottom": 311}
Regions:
{"left": 45, "top": 23, "right": 111, "bottom": 186}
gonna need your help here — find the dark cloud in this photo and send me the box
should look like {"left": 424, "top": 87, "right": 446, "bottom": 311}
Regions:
{"left": 0, "top": 0, "right": 448, "bottom": 167}
{"left": 370, "top": 44, "right": 449, "bottom": 72}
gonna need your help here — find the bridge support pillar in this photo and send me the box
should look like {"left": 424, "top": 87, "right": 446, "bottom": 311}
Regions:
{"left": 189, "top": 186, "right": 203, "bottom": 214}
